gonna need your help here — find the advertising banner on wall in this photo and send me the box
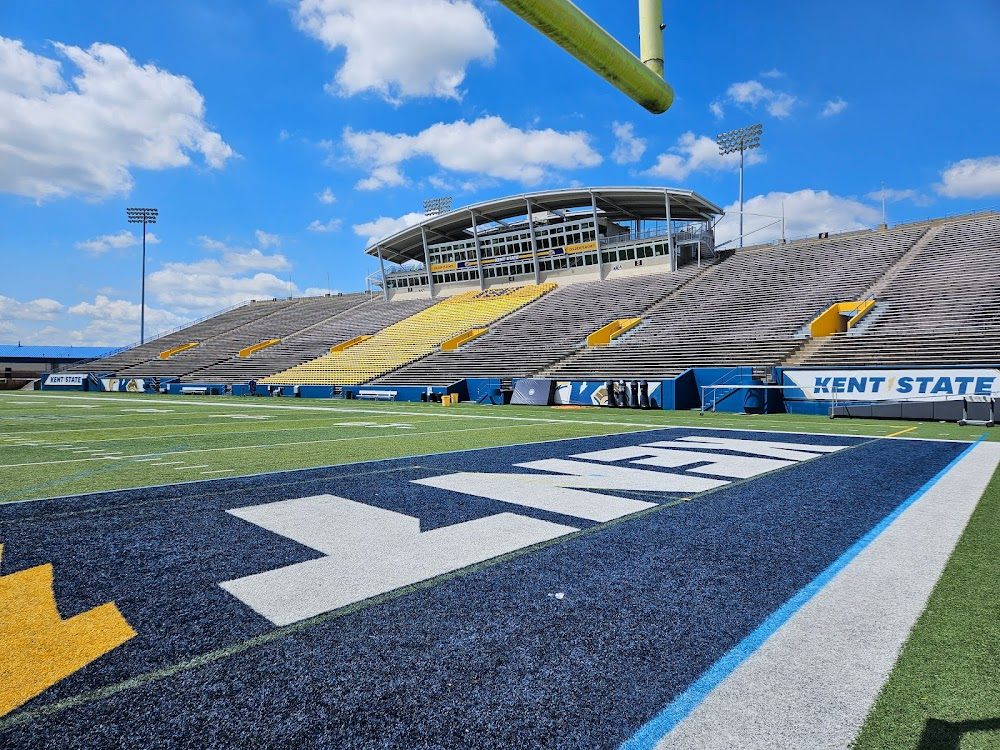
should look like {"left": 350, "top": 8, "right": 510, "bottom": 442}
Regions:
{"left": 44, "top": 373, "right": 88, "bottom": 387}
{"left": 553, "top": 380, "right": 662, "bottom": 407}
{"left": 100, "top": 378, "right": 148, "bottom": 393}
{"left": 783, "top": 368, "right": 1000, "bottom": 401}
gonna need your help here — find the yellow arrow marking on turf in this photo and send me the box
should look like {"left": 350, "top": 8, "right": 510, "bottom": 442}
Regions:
{"left": 0, "top": 544, "right": 137, "bottom": 717}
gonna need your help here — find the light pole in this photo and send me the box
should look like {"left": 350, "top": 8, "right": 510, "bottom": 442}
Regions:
{"left": 126, "top": 207, "right": 158, "bottom": 344}
{"left": 717, "top": 124, "right": 762, "bottom": 249}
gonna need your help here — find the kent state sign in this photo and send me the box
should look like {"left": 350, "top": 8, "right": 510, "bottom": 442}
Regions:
{"left": 784, "top": 368, "right": 1000, "bottom": 401}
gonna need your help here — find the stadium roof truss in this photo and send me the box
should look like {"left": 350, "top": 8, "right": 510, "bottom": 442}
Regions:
{"left": 365, "top": 187, "right": 723, "bottom": 266}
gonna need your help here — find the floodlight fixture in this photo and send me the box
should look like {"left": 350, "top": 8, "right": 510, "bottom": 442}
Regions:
{"left": 716, "top": 124, "right": 762, "bottom": 249}
{"left": 126, "top": 207, "right": 159, "bottom": 344}
{"left": 423, "top": 197, "right": 453, "bottom": 217}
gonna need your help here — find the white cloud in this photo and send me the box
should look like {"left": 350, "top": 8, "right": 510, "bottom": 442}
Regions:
{"left": 145, "top": 242, "right": 295, "bottom": 313}
{"left": 317, "top": 187, "right": 336, "bottom": 204}
{"left": 760, "top": 68, "right": 784, "bottom": 79}
{"left": 714, "top": 189, "right": 881, "bottom": 248}
{"left": 344, "top": 116, "right": 601, "bottom": 190}
{"left": 644, "top": 131, "right": 764, "bottom": 181}
{"left": 75, "top": 229, "right": 160, "bottom": 255}
{"left": 66, "top": 295, "right": 189, "bottom": 344}
{"left": 255, "top": 230, "right": 281, "bottom": 248}
{"left": 293, "top": 0, "right": 496, "bottom": 101}
{"left": 0, "top": 295, "right": 64, "bottom": 320}
{"left": 198, "top": 236, "right": 229, "bottom": 252}
{"left": 352, "top": 212, "right": 425, "bottom": 246}
{"left": 0, "top": 37, "right": 235, "bottom": 200}
{"left": 1, "top": 294, "right": 190, "bottom": 347}
{"left": 0, "top": 37, "right": 63, "bottom": 96}
{"left": 611, "top": 121, "right": 646, "bottom": 165}
{"left": 864, "top": 187, "right": 932, "bottom": 207}
{"left": 302, "top": 286, "right": 342, "bottom": 297}
{"left": 936, "top": 156, "right": 1000, "bottom": 198}
{"left": 821, "top": 97, "right": 848, "bottom": 117}
{"left": 711, "top": 79, "right": 797, "bottom": 119}
{"left": 307, "top": 218, "right": 343, "bottom": 232}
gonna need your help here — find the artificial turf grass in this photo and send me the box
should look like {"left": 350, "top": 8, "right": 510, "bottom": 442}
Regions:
{"left": 852, "top": 461, "right": 1000, "bottom": 750}
{"left": 2, "top": 391, "right": 996, "bottom": 505}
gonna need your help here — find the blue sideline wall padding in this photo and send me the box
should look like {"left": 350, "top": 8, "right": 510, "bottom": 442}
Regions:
{"left": 297, "top": 385, "right": 336, "bottom": 399}
{"left": 690, "top": 367, "right": 779, "bottom": 414}
{"left": 663, "top": 370, "right": 697, "bottom": 410}
{"left": 465, "top": 378, "right": 505, "bottom": 405}
{"left": 447, "top": 379, "right": 471, "bottom": 402}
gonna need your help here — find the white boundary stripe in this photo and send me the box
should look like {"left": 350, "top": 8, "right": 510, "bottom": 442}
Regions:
{"left": 0, "top": 392, "right": 973, "bottom": 443}
{"left": 0, "top": 422, "right": 547, "bottom": 469}
{"left": 651, "top": 441, "right": 1000, "bottom": 750}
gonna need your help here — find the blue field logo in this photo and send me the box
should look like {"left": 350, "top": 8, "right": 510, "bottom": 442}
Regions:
{"left": 219, "top": 435, "right": 845, "bottom": 625}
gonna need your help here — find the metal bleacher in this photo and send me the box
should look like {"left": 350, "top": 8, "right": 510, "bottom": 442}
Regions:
{"left": 262, "top": 285, "right": 555, "bottom": 386}
{"left": 798, "top": 214, "right": 1000, "bottom": 367}
{"left": 84, "top": 298, "right": 299, "bottom": 374}
{"left": 110, "top": 296, "right": 370, "bottom": 380}
{"left": 545, "top": 226, "right": 928, "bottom": 380}
{"left": 376, "top": 267, "right": 702, "bottom": 386}
{"left": 183, "top": 297, "right": 436, "bottom": 383}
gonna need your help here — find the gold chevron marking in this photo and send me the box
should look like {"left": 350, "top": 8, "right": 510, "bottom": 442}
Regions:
{"left": 0, "top": 544, "right": 137, "bottom": 717}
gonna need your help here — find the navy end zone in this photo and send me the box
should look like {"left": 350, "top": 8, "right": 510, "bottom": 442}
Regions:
{"left": 0, "top": 429, "right": 967, "bottom": 749}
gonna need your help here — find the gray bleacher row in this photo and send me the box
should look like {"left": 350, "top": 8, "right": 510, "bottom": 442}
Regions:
{"left": 801, "top": 215, "right": 1000, "bottom": 366}
{"left": 546, "top": 226, "right": 927, "bottom": 380}
{"left": 107, "top": 295, "right": 369, "bottom": 379}
{"left": 86, "top": 298, "right": 298, "bottom": 371}
{"left": 376, "top": 266, "right": 702, "bottom": 386}
{"left": 180, "top": 297, "right": 436, "bottom": 383}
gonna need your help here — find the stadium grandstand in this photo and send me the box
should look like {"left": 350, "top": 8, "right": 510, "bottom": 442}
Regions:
{"left": 72, "top": 188, "right": 998, "bottom": 418}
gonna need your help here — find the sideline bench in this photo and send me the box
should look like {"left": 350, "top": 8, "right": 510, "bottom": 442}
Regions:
{"left": 356, "top": 390, "right": 397, "bottom": 401}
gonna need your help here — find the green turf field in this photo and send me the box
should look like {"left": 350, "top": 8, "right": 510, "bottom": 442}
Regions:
{"left": 2, "top": 390, "right": 994, "bottom": 503}
{"left": 2, "top": 390, "right": 998, "bottom": 748}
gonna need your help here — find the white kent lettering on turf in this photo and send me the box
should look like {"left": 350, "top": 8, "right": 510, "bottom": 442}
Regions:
{"left": 220, "top": 495, "right": 577, "bottom": 626}
{"left": 572, "top": 447, "right": 795, "bottom": 479}
{"left": 219, "top": 437, "right": 848, "bottom": 626}
{"left": 418, "top": 460, "right": 719, "bottom": 521}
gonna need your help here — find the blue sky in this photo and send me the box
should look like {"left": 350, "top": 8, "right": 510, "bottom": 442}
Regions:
{"left": 2, "top": 0, "right": 998, "bottom": 346}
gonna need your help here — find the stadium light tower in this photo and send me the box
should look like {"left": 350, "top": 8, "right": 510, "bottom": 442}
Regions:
{"left": 423, "top": 196, "right": 452, "bottom": 217}
{"left": 717, "top": 124, "right": 762, "bottom": 249}
{"left": 126, "top": 207, "right": 158, "bottom": 344}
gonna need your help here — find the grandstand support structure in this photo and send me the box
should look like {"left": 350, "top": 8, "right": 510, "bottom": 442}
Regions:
{"left": 365, "top": 187, "right": 721, "bottom": 302}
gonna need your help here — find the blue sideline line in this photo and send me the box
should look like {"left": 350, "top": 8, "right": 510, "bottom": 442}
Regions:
{"left": 621, "top": 433, "right": 989, "bottom": 750}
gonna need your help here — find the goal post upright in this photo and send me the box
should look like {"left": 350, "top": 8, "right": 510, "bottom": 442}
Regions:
{"left": 497, "top": 0, "right": 674, "bottom": 114}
